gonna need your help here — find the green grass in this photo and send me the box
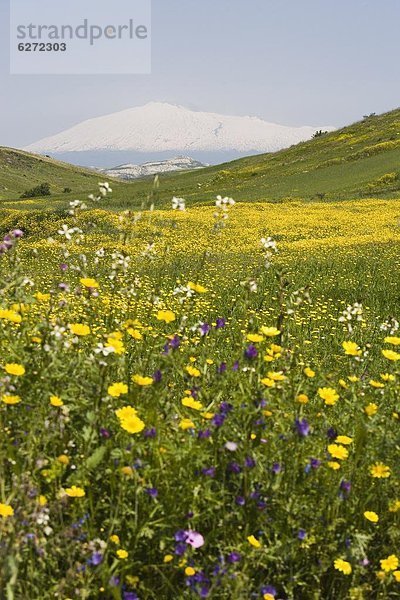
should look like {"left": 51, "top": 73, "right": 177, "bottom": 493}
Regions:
{"left": 0, "top": 147, "right": 123, "bottom": 202}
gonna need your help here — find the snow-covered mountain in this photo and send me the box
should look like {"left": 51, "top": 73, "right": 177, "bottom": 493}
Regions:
{"left": 25, "top": 102, "right": 333, "bottom": 155}
{"left": 98, "top": 156, "right": 206, "bottom": 180}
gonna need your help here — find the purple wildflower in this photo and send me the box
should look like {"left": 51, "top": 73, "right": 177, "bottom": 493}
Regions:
{"left": 245, "top": 456, "right": 256, "bottom": 468}
{"left": 244, "top": 344, "right": 258, "bottom": 359}
{"left": 217, "top": 362, "right": 227, "bottom": 374}
{"left": 89, "top": 552, "right": 103, "bottom": 566}
{"left": 261, "top": 585, "right": 277, "bottom": 598}
{"left": 144, "top": 427, "right": 157, "bottom": 438}
{"left": 227, "top": 462, "right": 242, "bottom": 474}
{"left": 212, "top": 414, "right": 225, "bottom": 427}
{"left": 295, "top": 418, "right": 310, "bottom": 437}
{"left": 200, "top": 323, "right": 211, "bottom": 336}
{"left": 297, "top": 529, "right": 307, "bottom": 540}
{"left": 227, "top": 551, "right": 241, "bottom": 563}
{"left": 201, "top": 466, "right": 216, "bottom": 477}
{"left": 198, "top": 429, "right": 212, "bottom": 439}
{"left": 153, "top": 370, "right": 162, "bottom": 383}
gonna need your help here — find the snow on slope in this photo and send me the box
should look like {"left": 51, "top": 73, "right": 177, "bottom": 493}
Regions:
{"left": 25, "top": 102, "right": 333, "bottom": 154}
{"left": 99, "top": 156, "right": 206, "bottom": 180}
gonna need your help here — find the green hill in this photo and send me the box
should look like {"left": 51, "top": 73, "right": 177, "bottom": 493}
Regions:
{"left": 2, "top": 108, "right": 400, "bottom": 210}
{"left": 116, "top": 108, "right": 400, "bottom": 208}
{"left": 0, "top": 147, "right": 108, "bottom": 201}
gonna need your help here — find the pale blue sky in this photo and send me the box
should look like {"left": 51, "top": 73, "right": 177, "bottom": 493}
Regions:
{"left": 1, "top": 0, "right": 400, "bottom": 148}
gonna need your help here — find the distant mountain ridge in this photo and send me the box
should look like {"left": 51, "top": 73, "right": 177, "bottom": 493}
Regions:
{"left": 98, "top": 156, "right": 206, "bottom": 180}
{"left": 25, "top": 102, "right": 334, "bottom": 155}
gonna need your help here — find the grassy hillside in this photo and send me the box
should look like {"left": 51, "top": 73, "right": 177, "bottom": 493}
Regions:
{"left": 0, "top": 147, "right": 112, "bottom": 201}
{"left": 2, "top": 108, "right": 400, "bottom": 210}
{"left": 114, "top": 108, "right": 400, "bottom": 208}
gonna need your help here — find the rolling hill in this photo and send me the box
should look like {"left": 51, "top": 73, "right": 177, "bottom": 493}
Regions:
{"left": 2, "top": 108, "right": 400, "bottom": 209}
{"left": 0, "top": 147, "right": 108, "bottom": 201}
{"left": 115, "top": 107, "right": 400, "bottom": 208}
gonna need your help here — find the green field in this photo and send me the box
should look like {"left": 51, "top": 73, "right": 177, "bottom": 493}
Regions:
{"left": 0, "top": 110, "right": 400, "bottom": 599}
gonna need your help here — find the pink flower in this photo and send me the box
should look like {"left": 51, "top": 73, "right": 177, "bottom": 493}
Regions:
{"left": 185, "top": 530, "right": 204, "bottom": 548}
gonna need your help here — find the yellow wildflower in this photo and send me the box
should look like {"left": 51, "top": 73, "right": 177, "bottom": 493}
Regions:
{"left": 370, "top": 380, "right": 385, "bottom": 388}
{"left": 80, "top": 277, "right": 99, "bottom": 289}
{"left": 370, "top": 463, "right": 391, "bottom": 478}
{"left": 328, "top": 444, "right": 348, "bottom": 460}
{"left": 2, "top": 395, "right": 21, "bottom": 405}
{"left": 156, "top": 310, "right": 176, "bottom": 323}
{"left": 247, "top": 535, "right": 261, "bottom": 548}
{"left": 297, "top": 394, "right": 309, "bottom": 404}
{"left": 365, "top": 403, "right": 378, "bottom": 417}
{"left": 127, "top": 328, "right": 143, "bottom": 340}
{"left": 382, "top": 349, "right": 400, "bottom": 361}
{"left": 380, "top": 555, "right": 399, "bottom": 572}
{"left": 381, "top": 373, "right": 395, "bottom": 382}
{"left": 187, "top": 282, "right": 207, "bottom": 293}
{"left": 132, "top": 375, "right": 153, "bottom": 386}
{"left": 119, "top": 414, "right": 145, "bottom": 435}
{"left": 384, "top": 337, "right": 400, "bottom": 346}
{"left": 181, "top": 397, "right": 204, "bottom": 411}
{"left": 186, "top": 365, "right": 201, "bottom": 378}
{"left": 65, "top": 486, "right": 85, "bottom": 498}
{"left": 260, "top": 326, "right": 280, "bottom": 337}
{"left": 247, "top": 333, "right": 264, "bottom": 343}
{"left": 335, "top": 436, "right": 353, "bottom": 445}
{"left": 4, "top": 363, "right": 25, "bottom": 376}
{"left": 267, "top": 371, "right": 286, "bottom": 381}
{"left": 0, "top": 503, "right": 14, "bottom": 518}
{"left": 334, "top": 559, "right": 352, "bottom": 575}
{"left": 342, "top": 341, "right": 362, "bottom": 356}
{"left": 364, "top": 511, "right": 379, "bottom": 523}
{"left": 108, "top": 382, "right": 128, "bottom": 397}
{"left": 50, "top": 395, "right": 63, "bottom": 407}
{"left": 0, "top": 309, "right": 22, "bottom": 324}
{"left": 115, "top": 406, "right": 137, "bottom": 420}
{"left": 327, "top": 461, "right": 341, "bottom": 470}
{"left": 261, "top": 377, "right": 275, "bottom": 388}
{"left": 304, "top": 367, "right": 315, "bottom": 378}
{"left": 318, "top": 387, "right": 339, "bottom": 406}
{"left": 179, "top": 418, "right": 195, "bottom": 430}
{"left": 69, "top": 323, "right": 91, "bottom": 336}
{"left": 389, "top": 500, "right": 400, "bottom": 512}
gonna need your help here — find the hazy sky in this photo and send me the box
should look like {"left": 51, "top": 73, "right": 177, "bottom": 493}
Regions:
{"left": 1, "top": 0, "right": 400, "bottom": 148}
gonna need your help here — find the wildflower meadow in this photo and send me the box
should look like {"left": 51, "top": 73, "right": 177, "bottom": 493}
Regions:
{"left": 1, "top": 183, "right": 400, "bottom": 599}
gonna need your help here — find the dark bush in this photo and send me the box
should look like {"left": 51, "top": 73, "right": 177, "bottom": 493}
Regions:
{"left": 20, "top": 182, "right": 51, "bottom": 199}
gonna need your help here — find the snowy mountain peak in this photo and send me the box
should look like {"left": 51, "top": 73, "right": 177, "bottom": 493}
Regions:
{"left": 25, "top": 103, "right": 334, "bottom": 154}
{"left": 99, "top": 156, "right": 207, "bottom": 180}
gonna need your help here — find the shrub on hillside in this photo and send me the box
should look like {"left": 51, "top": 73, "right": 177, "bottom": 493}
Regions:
{"left": 20, "top": 182, "right": 51, "bottom": 199}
